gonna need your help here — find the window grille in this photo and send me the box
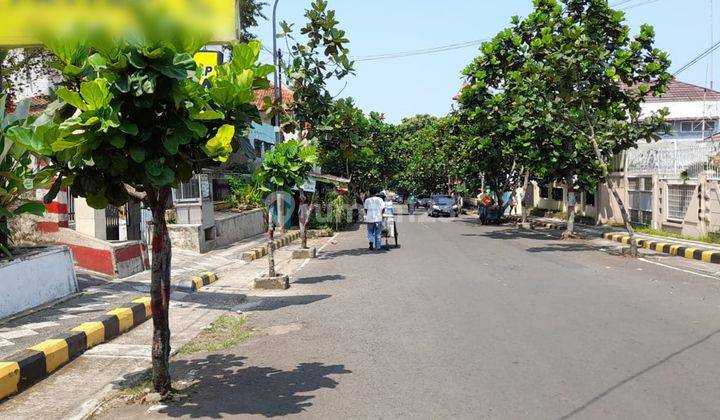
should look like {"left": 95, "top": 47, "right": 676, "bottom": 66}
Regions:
{"left": 667, "top": 184, "right": 695, "bottom": 222}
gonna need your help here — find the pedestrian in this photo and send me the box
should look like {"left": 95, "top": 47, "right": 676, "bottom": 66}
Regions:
{"left": 364, "top": 187, "right": 386, "bottom": 251}
{"left": 407, "top": 193, "right": 416, "bottom": 214}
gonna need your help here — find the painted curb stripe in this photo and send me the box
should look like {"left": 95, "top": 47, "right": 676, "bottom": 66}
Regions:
{"left": 72, "top": 322, "right": 104, "bottom": 349}
{"left": 601, "top": 233, "right": 720, "bottom": 264}
{"left": 0, "top": 296, "right": 157, "bottom": 400}
{"left": 178, "top": 272, "right": 219, "bottom": 292}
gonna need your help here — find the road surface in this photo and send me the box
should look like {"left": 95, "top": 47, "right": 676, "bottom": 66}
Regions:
{"left": 105, "top": 213, "right": 720, "bottom": 419}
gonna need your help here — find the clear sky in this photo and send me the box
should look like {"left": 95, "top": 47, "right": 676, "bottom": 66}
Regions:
{"left": 257, "top": 0, "right": 719, "bottom": 123}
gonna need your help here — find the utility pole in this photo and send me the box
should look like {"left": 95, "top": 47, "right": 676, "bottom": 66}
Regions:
{"left": 272, "top": 0, "right": 282, "bottom": 144}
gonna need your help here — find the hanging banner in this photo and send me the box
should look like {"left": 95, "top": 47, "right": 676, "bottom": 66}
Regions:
{"left": 0, "top": 0, "right": 236, "bottom": 47}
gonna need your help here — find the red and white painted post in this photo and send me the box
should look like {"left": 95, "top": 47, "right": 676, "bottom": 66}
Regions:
{"left": 35, "top": 185, "right": 69, "bottom": 233}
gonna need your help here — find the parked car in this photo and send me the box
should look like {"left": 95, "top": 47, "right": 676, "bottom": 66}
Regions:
{"left": 417, "top": 195, "right": 432, "bottom": 208}
{"left": 428, "top": 195, "right": 459, "bottom": 217}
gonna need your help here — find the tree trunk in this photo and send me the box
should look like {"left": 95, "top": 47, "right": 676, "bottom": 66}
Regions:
{"left": 520, "top": 170, "right": 530, "bottom": 224}
{"left": 563, "top": 174, "right": 576, "bottom": 238}
{"left": 276, "top": 191, "right": 285, "bottom": 233}
{"left": 268, "top": 201, "right": 276, "bottom": 277}
{"left": 149, "top": 187, "right": 172, "bottom": 395}
{"left": 0, "top": 216, "right": 9, "bottom": 256}
{"left": 589, "top": 134, "right": 637, "bottom": 256}
{"left": 299, "top": 190, "right": 316, "bottom": 249}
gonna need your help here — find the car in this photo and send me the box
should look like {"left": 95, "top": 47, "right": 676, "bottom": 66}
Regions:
{"left": 428, "top": 195, "right": 460, "bottom": 217}
{"left": 417, "top": 195, "right": 432, "bottom": 208}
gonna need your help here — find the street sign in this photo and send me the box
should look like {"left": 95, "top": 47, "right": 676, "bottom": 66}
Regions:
{"left": 0, "top": 0, "right": 236, "bottom": 47}
{"left": 194, "top": 50, "right": 223, "bottom": 85}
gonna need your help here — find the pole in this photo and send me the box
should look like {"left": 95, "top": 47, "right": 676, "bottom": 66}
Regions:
{"left": 272, "top": 0, "right": 282, "bottom": 144}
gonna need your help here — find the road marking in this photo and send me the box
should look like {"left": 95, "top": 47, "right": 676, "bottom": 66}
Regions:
{"left": 0, "top": 329, "right": 38, "bottom": 339}
{"left": 638, "top": 257, "right": 719, "bottom": 280}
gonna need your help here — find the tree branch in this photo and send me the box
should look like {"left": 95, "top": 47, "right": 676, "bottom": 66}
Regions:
{"left": 124, "top": 184, "right": 147, "bottom": 201}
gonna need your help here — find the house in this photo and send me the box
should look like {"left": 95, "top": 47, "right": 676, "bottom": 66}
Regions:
{"left": 528, "top": 80, "right": 720, "bottom": 237}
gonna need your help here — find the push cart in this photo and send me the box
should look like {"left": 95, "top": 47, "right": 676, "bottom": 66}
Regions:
{"left": 383, "top": 214, "right": 400, "bottom": 249}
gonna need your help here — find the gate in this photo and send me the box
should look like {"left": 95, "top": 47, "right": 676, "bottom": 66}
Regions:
{"left": 125, "top": 202, "right": 142, "bottom": 241}
{"left": 105, "top": 205, "right": 120, "bottom": 240}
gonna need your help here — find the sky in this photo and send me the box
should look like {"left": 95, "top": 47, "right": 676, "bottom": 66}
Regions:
{"left": 256, "top": 0, "right": 719, "bottom": 123}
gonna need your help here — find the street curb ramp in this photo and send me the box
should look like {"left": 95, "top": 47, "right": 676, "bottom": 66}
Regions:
{"left": 602, "top": 232, "right": 720, "bottom": 264}
{"left": 0, "top": 297, "right": 151, "bottom": 401}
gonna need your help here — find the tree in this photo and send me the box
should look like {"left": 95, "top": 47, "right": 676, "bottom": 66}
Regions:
{"left": 460, "top": 0, "right": 670, "bottom": 243}
{"left": 237, "top": 0, "right": 268, "bottom": 42}
{"left": 0, "top": 95, "right": 54, "bottom": 256}
{"left": 257, "top": 139, "right": 317, "bottom": 271}
{"left": 10, "top": 15, "right": 272, "bottom": 393}
{"left": 277, "top": 0, "right": 354, "bottom": 246}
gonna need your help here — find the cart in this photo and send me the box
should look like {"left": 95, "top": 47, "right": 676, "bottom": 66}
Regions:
{"left": 382, "top": 211, "right": 399, "bottom": 250}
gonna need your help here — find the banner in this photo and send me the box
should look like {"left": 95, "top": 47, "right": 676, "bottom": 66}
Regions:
{"left": 0, "top": 0, "right": 236, "bottom": 47}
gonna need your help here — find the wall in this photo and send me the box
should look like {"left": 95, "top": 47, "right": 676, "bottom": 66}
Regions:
{"left": 168, "top": 209, "right": 267, "bottom": 253}
{"left": 0, "top": 247, "right": 78, "bottom": 319}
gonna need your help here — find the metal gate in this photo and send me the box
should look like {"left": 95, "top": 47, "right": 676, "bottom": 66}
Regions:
{"left": 125, "top": 202, "right": 142, "bottom": 241}
{"left": 105, "top": 205, "right": 120, "bottom": 240}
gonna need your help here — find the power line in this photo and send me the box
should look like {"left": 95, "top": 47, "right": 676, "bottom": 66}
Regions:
{"left": 673, "top": 40, "right": 720, "bottom": 76}
{"left": 350, "top": 0, "right": 660, "bottom": 63}
{"left": 353, "top": 39, "right": 486, "bottom": 62}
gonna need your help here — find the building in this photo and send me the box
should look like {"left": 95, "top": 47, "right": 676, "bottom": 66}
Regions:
{"left": 528, "top": 80, "right": 720, "bottom": 237}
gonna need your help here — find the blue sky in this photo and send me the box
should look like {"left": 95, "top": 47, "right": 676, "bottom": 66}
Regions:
{"left": 257, "top": 0, "right": 719, "bottom": 123}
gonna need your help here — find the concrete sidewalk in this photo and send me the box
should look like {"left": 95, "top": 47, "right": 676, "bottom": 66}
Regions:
{"left": 0, "top": 231, "right": 334, "bottom": 419}
{"left": 0, "top": 233, "right": 270, "bottom": 359}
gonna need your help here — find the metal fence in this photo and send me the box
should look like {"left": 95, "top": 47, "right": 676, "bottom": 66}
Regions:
{"left": 625, "top": 140, "right": 720, "bottom": 179}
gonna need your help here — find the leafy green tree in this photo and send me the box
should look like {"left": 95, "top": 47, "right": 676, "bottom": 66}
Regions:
{"left": 277, "top": 0, "right": 354, "bottom": 138}
{"left": 0, "top": 95, "right": 54, "bottom": 256}
{"left": 9, "top": 16, "right": 272, "bottom": 392}
{"left": 237, "top": 0, "right": 268, "bottom": 42}
{"left": 461, "top": 0, "right": 670, "bottom": 244}
{"left": 258, "top": 139, "right": 317, "bottom": 266}
{"left": 276, "top": 0, "right": 353, "bottom": 244}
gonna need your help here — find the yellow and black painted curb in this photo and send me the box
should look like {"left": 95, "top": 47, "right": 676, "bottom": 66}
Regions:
{"left": 530, "top": 221, "right": 565, "bottom": 230}
{"left": 177, "top": 272, "right": 219, "bottom": 292}
{"left": 0, "top": 297, "right": 151, "bottom": 401}
{"left": 601, "top": 232, "right": 720, "bottom": 264}
{"left": 242, "top": 231, "right": 301, "bottom": 262}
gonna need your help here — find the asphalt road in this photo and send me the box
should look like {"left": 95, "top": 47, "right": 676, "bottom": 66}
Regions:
{"left": 106, "top": 212, "right": 720, "bottom": 419}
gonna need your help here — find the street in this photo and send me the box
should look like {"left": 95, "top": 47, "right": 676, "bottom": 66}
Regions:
{"left": 101, "top": 213, "right": 720, "bottom": 419}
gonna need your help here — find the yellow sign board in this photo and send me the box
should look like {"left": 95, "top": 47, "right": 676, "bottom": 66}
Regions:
{"left": 0, "top": 0, "right": 236, "bottom": 47}
{"left": 194, "top": 50, "right": 223, "bottom": 84}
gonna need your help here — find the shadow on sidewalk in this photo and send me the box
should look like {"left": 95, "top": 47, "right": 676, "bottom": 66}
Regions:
{"left": 143, "top": 354, "right": 351, "bottom": 418}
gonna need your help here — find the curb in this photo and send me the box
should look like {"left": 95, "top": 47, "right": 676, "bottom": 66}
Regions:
{"left": 242, "top": 231, "right": 301, "bottom": 262}
{"left": 177, "top": 272, "right": 219, "bottom": 292}
{"left": 0, "top": 297, "right": 151, "bottom": 401}
{"left": 601, "top": 232, "right": 720, "bottom": 264}
{"left": 530, "top": 221, "right": 565, "bottom": 230}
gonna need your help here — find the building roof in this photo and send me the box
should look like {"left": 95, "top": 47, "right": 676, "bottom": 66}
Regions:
{"left": 644, "top": 80, "right": 720, "bottom": 103}
{"left": 254, "top": 84, "right": 294, "bottom": 111}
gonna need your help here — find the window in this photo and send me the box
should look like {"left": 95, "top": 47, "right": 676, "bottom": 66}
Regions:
{"left": 669, "top": 120, "right": 717, "bottom": 138}
{"left": 667, "top": 184, "right": 695, "bottom": 222}
{"left": 585, "top": 191, "right": 595, "bottom": 206}
{"left": 552, "top": 187, "right": 563, "bottom": 201}
{"left": 539, "top": 185, "right": 549, "bottom": 199}
{"left": 254, "top": 140, "right": 262, "bottom": 157}
{"left": 628, "top": 177, "right": 653, "bottom": 225}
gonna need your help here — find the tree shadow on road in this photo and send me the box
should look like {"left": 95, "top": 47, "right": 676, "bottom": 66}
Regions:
{"left": 318, "top": 248, "right": 372, "bottom": 260}
{"left": 233, "top": 295, "right": 332, "bottom": 312}
{"left": 153, "top": 353, "right": 351, "bottom": 418}
{"left": 294, "top": 275, "right": 345, "bottom": 285}
{"left": 526, "top": 243, "right": 599, "bottom": 253}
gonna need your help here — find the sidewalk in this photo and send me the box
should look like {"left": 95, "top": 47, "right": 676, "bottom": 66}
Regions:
{"left": 0, "top": 233, "right": 267, "bottom": 359}
{"left": 0, "top": 230, "right": 334, "bottom": 419}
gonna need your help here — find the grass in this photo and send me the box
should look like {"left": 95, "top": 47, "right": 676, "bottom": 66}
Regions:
{"left": 177, "top": 313, "right": 253, "bottom": 355}
{"left": 631, "top": 225, "right": 720, "bottom": 246}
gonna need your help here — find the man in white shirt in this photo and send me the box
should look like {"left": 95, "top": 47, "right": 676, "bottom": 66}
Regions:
{"left": 364, "top": 187, "right": 386, "bottom": 251}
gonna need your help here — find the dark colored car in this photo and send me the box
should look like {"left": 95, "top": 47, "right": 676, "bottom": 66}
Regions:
{"left": 428, "top": 195, "right": 459, "bottom": 217}
{"left": 417, "top": 195, "right": 432, "bottom": 208}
